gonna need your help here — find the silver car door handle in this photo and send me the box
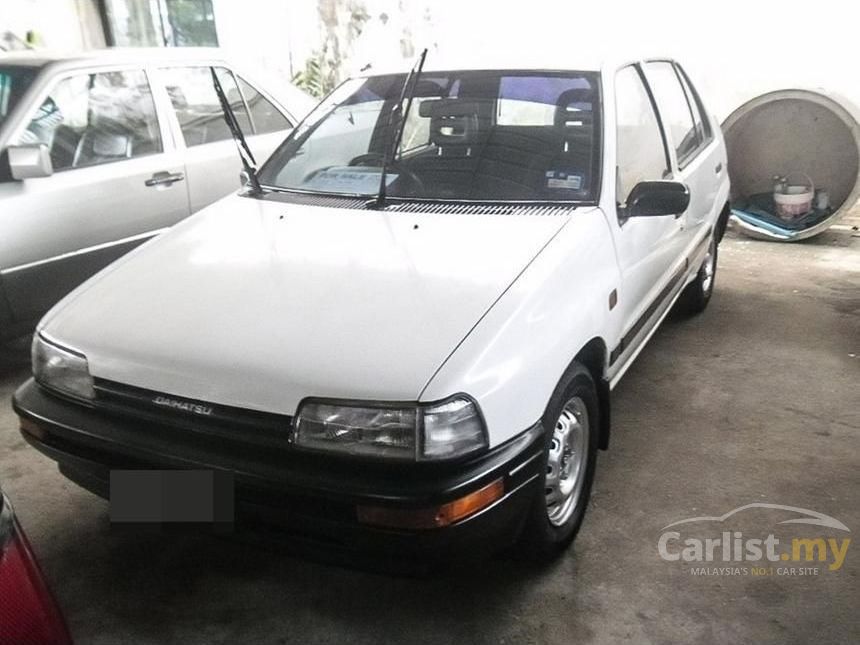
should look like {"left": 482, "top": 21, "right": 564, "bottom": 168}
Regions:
{"left": 145, "top": 171, "right": 185, "bottom": 187}
{"left": 715, "top": 162, "right": 723, "bottom": 174}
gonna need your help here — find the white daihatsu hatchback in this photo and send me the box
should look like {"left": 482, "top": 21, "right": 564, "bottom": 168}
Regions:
{"left": 15, "top": 56, "right": 730, "bottom": 561}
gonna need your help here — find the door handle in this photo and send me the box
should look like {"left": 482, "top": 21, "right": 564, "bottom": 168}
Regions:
{"left": 145, "top": 171, "right": 185, "bottom": 187}
{"left": 714, "top": 163, "right": 723, "bottom": 174}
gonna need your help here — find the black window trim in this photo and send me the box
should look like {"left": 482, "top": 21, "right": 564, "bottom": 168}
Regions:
{"left": 644, "top": 58, "right": 714, "bottom": 171}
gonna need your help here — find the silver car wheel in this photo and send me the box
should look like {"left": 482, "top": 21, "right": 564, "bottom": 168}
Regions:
{"left": 545, "top": 396, "right": 589, "bottom": 527}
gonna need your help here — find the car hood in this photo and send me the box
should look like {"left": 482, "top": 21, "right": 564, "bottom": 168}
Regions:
{"left": 41, "top": 195, "right": 573, "bottom": 415}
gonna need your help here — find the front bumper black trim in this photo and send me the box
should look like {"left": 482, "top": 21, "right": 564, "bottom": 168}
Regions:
{"left": 13, "top": 379, "right": 545, "bottom": 557}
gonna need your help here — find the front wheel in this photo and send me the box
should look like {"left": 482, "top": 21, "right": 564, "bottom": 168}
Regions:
{"left": 518, "top": 363, "right": 599, "bottom": 560}
{"left": 677, "top": 236, "right": 717, "bottom": 315}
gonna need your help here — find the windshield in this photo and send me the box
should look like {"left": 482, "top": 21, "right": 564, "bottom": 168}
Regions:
{"left": 0, "top": 65, "right": 40, "bottom": 129}
{"left": 259, "top": 70, "right": 601, "bottom": 202}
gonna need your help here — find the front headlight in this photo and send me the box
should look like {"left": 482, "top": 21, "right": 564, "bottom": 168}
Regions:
{"left": 293, "top": 396, "right": 487, "bottom": 461}
{"left": 32, "top": 334, "right": 95, "bottom": 401}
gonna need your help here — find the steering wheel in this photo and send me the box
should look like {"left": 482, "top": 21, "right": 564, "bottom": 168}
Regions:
{"left": 347, "top": 152, "right": 426, "bottom": 197}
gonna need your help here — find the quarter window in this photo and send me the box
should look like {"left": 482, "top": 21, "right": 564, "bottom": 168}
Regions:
{"left": 675, "top": 65, "right": 711, "bottom": 144}
{"left": 161, "top": 66, "right": 252, "bottom": 147}
{"left": 645, "top": 61, "right": 701, "bottom": 164}
{"left": 17, "top": 69, "right": 162, "bottom": 171}
{"left": 237, "top": 77, "right": 292, "bottom": 134}
{"left": 615, "top": 65, "right": 669, "bottom": 203}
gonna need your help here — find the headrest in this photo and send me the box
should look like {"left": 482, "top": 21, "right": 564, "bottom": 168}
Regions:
{"left": 418, "top": 98, "right": 494, "bottom": 119}
{"left": 554, "top": 88, "right": 595, "bottom": 130}
{"left": 420, "top": 99, "right": 493, "bottom": 147}
{"left": 91, "top": 131, "right": 131, "bottom": 157}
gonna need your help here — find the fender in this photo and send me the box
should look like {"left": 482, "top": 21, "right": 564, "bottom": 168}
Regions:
{"left": 421, "top": 207, "right": 621, "bottom": 448}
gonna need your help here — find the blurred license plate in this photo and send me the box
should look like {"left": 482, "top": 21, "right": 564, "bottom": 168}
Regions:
{"left": 109, "top": 470, "right": 234, "bottom": 524}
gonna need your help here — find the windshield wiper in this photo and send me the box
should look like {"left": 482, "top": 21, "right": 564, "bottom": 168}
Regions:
{"left": 211, "top": 67, "right": 262, "bottom": 195}
{"left": 369, "top": 48, "right": 428, "bottom": 209}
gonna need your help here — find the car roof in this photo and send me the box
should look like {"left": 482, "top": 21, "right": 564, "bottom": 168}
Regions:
{"left": 0, "top": 47, "right": 230, "bottom": 69}
{"left": 355, "top": 51, "right": 671, "bottom": 78}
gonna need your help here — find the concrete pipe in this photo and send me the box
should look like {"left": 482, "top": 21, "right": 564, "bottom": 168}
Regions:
{"left": 722, "top": 89, "right": 860, "bottom": 241}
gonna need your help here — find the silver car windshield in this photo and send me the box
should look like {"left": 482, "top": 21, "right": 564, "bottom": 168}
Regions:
{"left": 259, "top": 70, "right": 601, "bottom": 202}
{"left": 0, "top": 65, "right": 40, "bottom": 129}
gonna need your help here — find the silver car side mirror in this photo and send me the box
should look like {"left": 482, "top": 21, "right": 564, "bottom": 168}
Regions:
{"left": 8, "top": 144, "right": 53, "bottom": 180}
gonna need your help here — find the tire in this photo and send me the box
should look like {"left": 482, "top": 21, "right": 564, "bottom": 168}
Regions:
{"left": 518, "top": 362, "right": 599, "bottom": 560}
{"left": 678, "top": 235, "right": 717, "bottom": 315}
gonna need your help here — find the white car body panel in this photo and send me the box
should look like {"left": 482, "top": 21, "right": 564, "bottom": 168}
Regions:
{"left": 40, "top": 196, "right": 569, "bottom": 417}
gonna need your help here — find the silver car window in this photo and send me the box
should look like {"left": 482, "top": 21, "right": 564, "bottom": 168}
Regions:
{"left": 236, "top": 76, "right": 292, "bottom": 134}
{"left": 17, "top": 69, "right": 162, "bottom": 171}
{"left": 161, "top": 66, "right": 252, "bottom": 147}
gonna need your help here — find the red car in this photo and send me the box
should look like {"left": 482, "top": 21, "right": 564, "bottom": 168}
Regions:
{"left": 0, "top": 487, "right": 71, "bottom": 644}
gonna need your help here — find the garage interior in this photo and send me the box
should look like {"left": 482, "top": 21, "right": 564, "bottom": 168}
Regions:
{"left": 2, "top": 1, "right": 859, "bottom": 644}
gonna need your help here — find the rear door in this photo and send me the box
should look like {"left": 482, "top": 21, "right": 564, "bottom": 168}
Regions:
{"left": 0, "top": 65, "right": 189, "bottom": 325}
{"left": 157, "top": 65, "right": 294, "bottom": 212}
{"left": 643, "top": 61, "right": 724, "bottom": 253}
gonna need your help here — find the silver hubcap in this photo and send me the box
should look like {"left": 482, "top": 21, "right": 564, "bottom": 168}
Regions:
{"left": 702, "top": 244, "right": 715, "bottom": 294}
{"left": 545, "top": 397, "right": 589, "bottom": 527}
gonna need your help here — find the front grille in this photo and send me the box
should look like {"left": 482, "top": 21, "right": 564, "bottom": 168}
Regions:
{"left": 92, "top": 379, "right": 292, "bottom": 450}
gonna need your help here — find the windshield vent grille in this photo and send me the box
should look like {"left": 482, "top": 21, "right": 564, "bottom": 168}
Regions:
{"left": 383, "top": 202, "right": 575, "bottom": 216}
{"left": 260, "top": 190, "right": 577, "bottom": 216}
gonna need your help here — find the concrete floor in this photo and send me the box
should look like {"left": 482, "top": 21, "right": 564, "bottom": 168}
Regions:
{"left": 1, "top": 228, "right": 857, "bottom": 644}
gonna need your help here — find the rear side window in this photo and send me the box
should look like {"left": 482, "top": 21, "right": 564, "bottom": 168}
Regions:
{"left": 17, "top": 69, "right": 162, "bottom": 171}
{"left": 675, "top": 65, "right": 711, "bottom": 144}
{"left": 615, "top": 65, "right": 669, "bottom": 203}
{"left": 645, "top": 61, "right": 701, "bottom": 165}
{"left": 237, "top": 77, "right": 292, "bottom": 134}
{"left": 161, "top": 66, "right": 252, "bottom": 147}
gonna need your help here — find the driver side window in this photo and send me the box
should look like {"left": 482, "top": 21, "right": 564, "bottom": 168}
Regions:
{"left": 17, "top": 69, "right": 162, "bottom": 171}
{"left": 615, "top": 65, "right": 669, "bottom": 206}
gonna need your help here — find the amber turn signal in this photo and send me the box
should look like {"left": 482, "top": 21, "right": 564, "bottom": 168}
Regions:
{"left": 357, "top": 478, "right": 504, "bottom": 530}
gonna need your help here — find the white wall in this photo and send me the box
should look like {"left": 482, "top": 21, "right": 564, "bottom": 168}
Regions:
{"left": 1, "top": 0, "right": 104, "bottom": 51}
{"left": 417, "top": 0, "right": 860, "bottom": 121}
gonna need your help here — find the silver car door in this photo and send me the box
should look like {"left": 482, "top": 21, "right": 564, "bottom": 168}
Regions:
{"left": 158, "top": 65, "right": 254, "bottom": 213}
{"left": 0, "top": 66, "right": 189, "bottom": 326}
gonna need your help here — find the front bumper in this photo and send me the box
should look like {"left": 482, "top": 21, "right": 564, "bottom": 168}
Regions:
{"left": 13, "top": 379, "right": 544, "bottom": 560}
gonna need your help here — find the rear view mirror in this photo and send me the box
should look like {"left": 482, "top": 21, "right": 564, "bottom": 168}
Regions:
{"left": 625, "top": 181, "right": 689, "bottom": 218}
{"left": 8, "top": 144, "right": 53, "bottom": 180}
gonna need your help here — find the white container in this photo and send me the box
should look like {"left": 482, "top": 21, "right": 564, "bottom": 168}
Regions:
{"left": 773, "top": 172, "right": 813, "bottom": 220}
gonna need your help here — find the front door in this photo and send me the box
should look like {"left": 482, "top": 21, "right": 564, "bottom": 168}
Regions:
{"left": 0, "top": 67, "right": 189, "bottom": 326}
{"left": 607, "top": 64, "right": 684, "bottom": 378}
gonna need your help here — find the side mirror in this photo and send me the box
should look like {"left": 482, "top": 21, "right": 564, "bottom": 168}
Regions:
{"left": 8, "top": 144, "right": 53, "bottom": 180}
{"left": 624, "top": 181, "right": 689, "bottom": 218}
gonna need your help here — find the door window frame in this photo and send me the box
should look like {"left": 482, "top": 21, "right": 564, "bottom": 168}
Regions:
{"left": 643, "top": 59, "right": 713, "bottom": 171}
{"left": 234, "top": 74, "right": 296, "bottom": 135}
{"left": 9, "top": 63, "right": 173, "bottom": 172}
{"left": 613, "top": 62, "right": 673, "bottom": 224}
